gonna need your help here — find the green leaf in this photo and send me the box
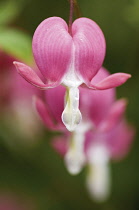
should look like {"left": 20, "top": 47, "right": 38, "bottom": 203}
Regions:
{"left": 0, "top": 28, "right": 33, "bottom": 64}
{"left": 0, "top": 0, "right": 23, "bottom": 25}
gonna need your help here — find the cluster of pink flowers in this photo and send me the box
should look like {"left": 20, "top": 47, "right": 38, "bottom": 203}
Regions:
{"left": 10, "top": 15, "right": 134, "bottom": 200}
{"left": 34, "top": 67, "right": 134, "bottom": 200}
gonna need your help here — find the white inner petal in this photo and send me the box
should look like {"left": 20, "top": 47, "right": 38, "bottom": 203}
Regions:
{"left": 86, "top": 144, "right": 111, "bottom": 201}
{"left": 62, "top": 45, "right": 83, "bottom": 132}
{"left": 64, "top": 121, "right": 91, "bottom": 175}
{"left": 62, "top": 87, "right": 82, "bottom": 131}
{"left": 62, "top": 44, "right": 82, "bottom": 88}
{"left": 62, "top": 64, "right": 82, "bottom": 88}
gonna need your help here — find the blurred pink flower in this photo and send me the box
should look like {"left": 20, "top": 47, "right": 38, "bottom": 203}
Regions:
{"left": 0, "top": 50, "right": 42, "bottom": 141}
{"left": 34, "top": 67, "right": 134, "bottom": 200}
{"left": 84, "top": 101, "right": 134, "bottom": 201}
{"left": 14, "top": 17, "right": 131, "bottom": 131}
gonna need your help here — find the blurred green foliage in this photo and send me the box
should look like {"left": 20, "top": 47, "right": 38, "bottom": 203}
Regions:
{"left": 0, "top": 0, "right": 33, "bottom": 63}
{"left": 0, "top": 0, "right": 139, "bottom": 210}
{"left": 0, "top": 28, "right": 33, "bottom": 63}
{"left": 0, "top": 0, "right": 23, "bottom": 25}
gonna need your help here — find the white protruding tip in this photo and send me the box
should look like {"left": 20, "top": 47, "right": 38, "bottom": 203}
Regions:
{"left": 64, "top": 150, "right": 85, "bottom": 175}
{"left": 86, "top": 144, "right": 111, "bottom": 202}
{"left": 86, "top": 163, "right": 110, "bottom": 202}
{"left": 62, "top": 109, "right": 82, "bottom": 132}
{"left": 62, "top": 86, "right": 82, "bottom": 132}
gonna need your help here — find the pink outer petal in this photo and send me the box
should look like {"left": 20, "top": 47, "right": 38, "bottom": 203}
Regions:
{"left": 89, "top": 73, "right": 131, "bottom": 90}
{"left": 11, "top": 66, "right": 42, "bottom": 100}
{"left": 72, "top": 17, "right": 106, "bottom": 84}
{"left": 34, "top": 95, "right": 65, "bottom": 131}
{"left": 32, "top": 17, "right": 72, "bottom": 84}
{"left": 13, "top": 61, "right": 59, "bottom": 89}
{"left": 106, "top": 121, "right": 135, "bottom": 160}
{"left": 44, "top": 85, "right": 66, "bottom": 126}
{"left": 33, "top": 96, "right": 55, "bottom": 129}
{"left": 99, "top": 98, "right": 127, "bottom": 132}
{"left": 80, "top": 67, "right": 115, "bottom": 126}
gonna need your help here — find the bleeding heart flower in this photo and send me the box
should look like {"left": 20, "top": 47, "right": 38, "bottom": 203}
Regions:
{"left": 14, "top": 17, "right": 131, "bottom": 131}
{"left": 35, "top": 67, "right": 134, "bottom": 201}
{"left": 34, "top": 67, "right": 114, "bottom": 132}
{"left": 51, "top": 86, "right": 134, "bottom": 201}
{"left": 34, "top": 67, "right": 116, "bottom": 172}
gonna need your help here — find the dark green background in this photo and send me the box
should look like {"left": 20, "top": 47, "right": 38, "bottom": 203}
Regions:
{"left": 0, "top": 0, "right": 139, "bottom": 209}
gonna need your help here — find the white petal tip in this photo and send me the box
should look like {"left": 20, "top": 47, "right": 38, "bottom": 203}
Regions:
{"left": 86, "top": 178, "right": 110, "bottom": 202}
{"left": 64, "top": 152, "right": 84, "bottom": 175}
{"left": 62, "top": 86, "right": 82, "bottom": 131}
{"left": 62, "top": 110, "right": 82, "bottom": 132}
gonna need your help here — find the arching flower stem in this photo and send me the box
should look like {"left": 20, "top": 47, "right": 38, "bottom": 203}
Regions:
{"left": 68, "top": 0, "right": 74, "bottom": 34}
{"left": 68, "top": 0, "right": 81, "bottom": 34}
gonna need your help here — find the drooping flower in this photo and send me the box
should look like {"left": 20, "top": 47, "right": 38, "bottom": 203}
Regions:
{"left": 14, "top": 17, "right": 131, "bottom": 131}
{"left": 34, "top": 67, "right": 134, "bottom": 200}
{"left": 34, "top": 67, "right": 115, "bottom": 171}
{"left": 84, "top": 103, "right": 134, "bottom": 201}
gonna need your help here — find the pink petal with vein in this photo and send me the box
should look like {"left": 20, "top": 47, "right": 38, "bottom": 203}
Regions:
{"left": 14, "top": 61, "right": 58, "bottom": 89}
{"left": 32, "top": 17, "right": 72, "bottom": 84}
{"left": 72, "top": 18, "right": 106, "bottom": 84}
{"left": 89, "top": 73, "right": 131, "bottom": 90}
{"left": 80, "top": 67, "right": 115, "bottom": 126}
